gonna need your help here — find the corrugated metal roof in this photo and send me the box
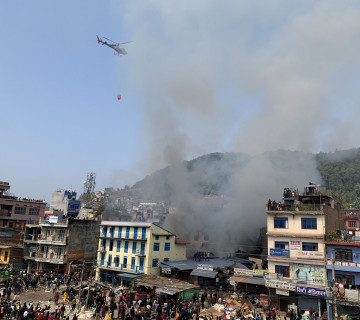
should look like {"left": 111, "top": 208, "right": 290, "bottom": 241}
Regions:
{"left": 229, "top": 276, "right": 265, "bottom": 285}
{"left": 101, "top": 221, "right": 151, "bottom": 227}
{"left": 190, "top": 270, "right": 218, "bottom": 278}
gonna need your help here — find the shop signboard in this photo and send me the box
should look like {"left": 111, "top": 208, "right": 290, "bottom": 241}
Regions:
{"left": 265, "top": 280, "right": 296, "bottom": 291}
{"left": 67, "top": 250, "right": 84, "bottom": 261}
{"left": 290, "top": 240, "right": 301, "bottom": 250}
{"left": 297, "top": 251, "right": 324, "bottom": 260}
{"left": 48, "top": 216, "right": 59, "bottom": 224}
{"left": 296, "top": 285, "right": 326, "bottom": 297}
{"left": 180, "top": 289, "right": 199, "bottom": 300}
{"left": 197, "top": 264, "right": 213, "bottom": 271}
{"left": 162, "top": 267, "right": 171, "bottom": 274}
{"left": 293, "top": 264, "right": 326, "bottom": 286}
{"left": 269, "top": 248, "right": 290, "bottom": 257}
{"left": 276, "top": 289, "right": 289, "bottom": 296}
{"left": 0, "top": 232, "right": 13, "bottom": 237}
{"left": 234, "top": 268, "right": 253, "bottom": 277}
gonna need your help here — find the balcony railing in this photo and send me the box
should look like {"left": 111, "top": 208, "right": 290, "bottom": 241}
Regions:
{"left": 267, "top": 204, "right": 322, "bottom": 212}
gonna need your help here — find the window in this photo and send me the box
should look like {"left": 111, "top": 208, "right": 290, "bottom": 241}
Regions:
{"left": 302, "top": 242, "right": 318, "bottom": 251}
{"left": 56, "top": 248, "right": 62, "bottom": 259}
{"left": 301, "top": 218, "right": 317, "bottom": 229}
{"left": 142, "top": 227, "right": 147, "bottom": 239}
{"left": 115, "top": 256, "right": 120, "bottom": 267}
{"left": 140, "top": 242, "right": 145, "bottom": 255}
{"left": 155, "top": 235, "right": 159, "bottom": 240}
{"left": 132, "top": 242, "right": 137, "bottom": 254}
{"left": 164, "top": 258, "right": 169, "bottom": 262}
{"left": 101, "top": 239, "right": 106, "bottom": 248}
{"left": 274, "top": 217, "right": 288, "bottom": 229}
{"left": 118, "top": 227, "right": 122, "bottom": 238}
{"left": 117, "top": 240, "right": 121, "bottom": 252}
{"left": 152, "top": 258, "right": 159, "bottom": 267}
{"left": 108, "top": 255, "right": 112, "bottom": 267}
{"left": 124, "top": 241, "right": 129, "bottom": 253}
{"left": 348, "top": 221, "right": 357, "bottom": 228}
{"left": 109, "top": 227, "right": 115, "bottom": 237}
{"left": 131, "top": 257, "right": 135, "bottom": 269}
{"left": 165, "top": 243, "right": 170, "bottom": 251}
{"left": 139, "top": 258, "right": 144, "bottom": 271}
{"left": 123, "top": 257, "right": 127, "bottom": 268}
{"left": 335, "top": 274, "right": 355, "bottom": 286}
{"left": 100, "top": 253, "right": 105, "bottom": 266}
{"left": 109, "top": 240, "right": 114, "bottom": 251}
{"left": 126, "top": 227, "right": 130, "bottom": 238}
{"left": 102, "top": 227, "right": 107, "bottom": 236}
{"left": 14, "top": 207, "right": 26, "bottom": 214}
{"left": 134, "top": 227, "right": 138, "bottom": 239}
{"left": 153, "top": 243, "right": 159, "bottom": 251}
{"left": 166, "top": 236, "right": 170, "bottom": 240}
{"left": 275, "top": 265, "right": 289, "bottom": 277}
{"left": 29, "top": 208, "right": 39, "bottom": 215}
{"left": 335, "top": 249, "right": 353, "bottom": 262}
{"left": 275, "top": 242, "right": 289, "bottom": 250}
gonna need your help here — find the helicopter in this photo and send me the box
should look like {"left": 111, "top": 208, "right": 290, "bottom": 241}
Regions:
{"left": 96, "top": 35, "right": 132, "bottom": 56}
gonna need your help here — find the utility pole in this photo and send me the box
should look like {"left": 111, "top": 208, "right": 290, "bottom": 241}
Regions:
{"left": 331, "top": 252, "right": 338, "bottom": 320}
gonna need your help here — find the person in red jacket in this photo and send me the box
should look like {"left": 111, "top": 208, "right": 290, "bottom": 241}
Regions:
{"left": 54, "top": 292, "right": 60, "bottom": 305}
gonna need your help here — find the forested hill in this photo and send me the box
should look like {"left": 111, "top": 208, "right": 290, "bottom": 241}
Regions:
{"left": 316, "top": 148, "right": 360, "bottom": 207}
{"left": 130, "top": 148, "right": 360, "bottom": 207}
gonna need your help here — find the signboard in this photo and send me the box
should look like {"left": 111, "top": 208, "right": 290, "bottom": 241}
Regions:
{"left": 253, "top": 270, "right": 265, "bottom": 277}
{"left": 259, "top": 294, "right": 269, "bottom": 307}
{"left": 276, "top": 289, "right": 289, "bottom": 296}
{"left": 180, "top": 289, "right": 199, "bottom": 300}
{"left": 297, "top": 251, "right": 324, "bottom": 260}
{"left": 162, "top": 267, "right": 172, "bottom": 274}
{"left": 293, "top": 264, "right": 326, "bottom": 286}
{"left": 197, "top": 264, "right": 213, "bottom": 271}
{"left": 296, "top": 285, "right": 326, "bottom": 297}
{"left": 29, "top": 247, "right": 38, "bottom": 253}
{"left": 265, "top": 280, "right": 296, "bottom": 291}
{"left": 234, "top": 268, "right": 253, "bottom": 277}
{"left": 67, "top": 250, "right": 84, "bottom": 261}
{"left": 270, "top": 248, "right": 290, "bottom": 257}
{"left": 48, "top": 216, "right": 59, "bottom": 224}
{"left": 290, "top": 240, "right": 301, "bottom": 250}
{"left": 0, "top": 232, "right": 13, "bottom": 237}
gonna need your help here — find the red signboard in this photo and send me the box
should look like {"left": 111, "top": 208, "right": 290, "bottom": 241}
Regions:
{"left": 67, "top": 250, "right": 85, "bottom": 261}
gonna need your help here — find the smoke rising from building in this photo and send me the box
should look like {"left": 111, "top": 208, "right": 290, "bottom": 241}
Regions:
{"left": 110, "top": 2, "right": 360, "bottom": 253}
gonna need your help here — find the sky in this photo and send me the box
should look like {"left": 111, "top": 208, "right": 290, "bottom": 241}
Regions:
{"left": 1, "top": 1, "right": 360, "bottom": 202}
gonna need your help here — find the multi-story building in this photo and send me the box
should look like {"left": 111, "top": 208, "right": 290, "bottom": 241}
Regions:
{"left": 266, "top": 184, "right": 344, "bottom": 314}
{"left": 24, "top": 211, "right": 100, "bottom": 273}
{"left": 343, "top": 208, "right": 360, "bottom": 231}
{"left": 50, "top": 190, "right": 81, "bottom": 218}
{"left": 0, "top": 181, "right": 46, "bottom": 229}
{"left": 95, "top": 221, "right": 187, "bottom": 287}
{"left": 325, "top": 239, "right": 360, "bottom": 318}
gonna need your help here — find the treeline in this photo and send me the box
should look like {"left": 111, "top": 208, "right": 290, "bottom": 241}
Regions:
{"left": 316, "top": 148, "right": 360, "bottom": 208}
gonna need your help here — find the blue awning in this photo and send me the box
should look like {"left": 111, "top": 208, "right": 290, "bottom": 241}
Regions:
{"left": 190, "top": 270, "right": 218, "bottom": 278}
{"left": 117, "top": 273, "right": 144, "bottom": 280}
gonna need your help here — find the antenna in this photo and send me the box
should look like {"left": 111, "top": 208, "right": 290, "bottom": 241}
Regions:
{"left": 83, "top": 173, "right": 96, "bottom": 208}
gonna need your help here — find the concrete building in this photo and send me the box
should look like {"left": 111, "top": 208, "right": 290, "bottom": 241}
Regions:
{"left": 325, "top": 239, "right": 360, "bottom": 318}
{"left": 95, "top": 221, "right": 186, "bottom": 287}
{"left": 50, "top": 190, "right": 81, "bottom": 218}
{"left": 266, "top": 184, "right": 344, "bottom": 314}
{"left": 0, "top": 181, "right": 46, "bottom": 229}
{"left": 343, "top": 208, "right": 360, "bottom": 231}
{"left": 24, "top": 211, "right": 100, "bottom": 273}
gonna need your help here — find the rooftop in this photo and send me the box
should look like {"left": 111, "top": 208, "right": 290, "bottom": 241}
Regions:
{"left": 101, "top": 221, "right": 152, "bottom": 227}
{"left": 135, "top": 275, "right": 198, "bottom": 293}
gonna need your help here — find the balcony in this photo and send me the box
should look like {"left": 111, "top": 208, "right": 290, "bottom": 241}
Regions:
{"left": 35, "top": 252, "right": 65, "bottom": 264}
{"left": 37, "top": 235, "right": 66, "bottom": 245}
{"left": 97, "top": 247, "right": 106, "bottom": 252}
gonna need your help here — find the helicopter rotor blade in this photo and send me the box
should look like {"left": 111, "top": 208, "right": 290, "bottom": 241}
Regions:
{"left": 119, "top": 41, "right": 133, "bottom": 45}
{"left": 103, "top": 37, "right": 117, "bottom": 43}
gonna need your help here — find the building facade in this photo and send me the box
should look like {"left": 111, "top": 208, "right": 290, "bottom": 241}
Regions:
{"left": 95, "top": 221, "right": 186, "bottom": 287}
{"left": 49, "top": 190, "right": 81, "bottom": 218}
{"left": 266, "top": 184, "right": 344, "bottom": 314}
{"left": 24, "top": 212, "right": 100, "bottom": 273}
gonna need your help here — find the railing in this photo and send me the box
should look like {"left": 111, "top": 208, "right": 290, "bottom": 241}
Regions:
{"left": 267, "top": 204, "right": 322, "bottom": 212}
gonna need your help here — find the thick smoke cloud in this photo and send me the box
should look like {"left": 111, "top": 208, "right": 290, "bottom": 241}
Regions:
{"left": 112, "top": 2, "right": 360, "bottom": 253}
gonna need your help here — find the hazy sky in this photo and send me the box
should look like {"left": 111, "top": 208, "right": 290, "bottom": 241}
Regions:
{"left": 1, "top": 1, "right": 360, "bottom": 201}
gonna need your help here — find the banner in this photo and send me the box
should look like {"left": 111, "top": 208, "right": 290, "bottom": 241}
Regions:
{"left": 293, "top": 264, "right": 326, "bottom": 286}
{"left": 296, "top": 285, "right": 326, "bottom": 297}
{"left": 290, "top": 240, "right": 301, "bottom": 250}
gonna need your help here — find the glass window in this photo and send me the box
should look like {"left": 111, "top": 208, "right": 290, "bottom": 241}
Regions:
{"left": 139, "top": 258, "right": 144, "bottom": 271}
{"left": 274, "top": 217, "right": 288, "bottom": 229}
{"left": 126, "top": 227, "right": 130, "bottom": 238}
{"left": 132, "top": 242, "right": 137, "bottom": 254}
{"left": 29, "top": 208, "right": 40, "bottom": 215}
{"left": 155, "top": 235, "right": 159, "bottom": 240}
{"left": 14, "top": 207, "right": 26, "bottom": 214}
{"left": 152, "top": 258, "right": 159, "bottom": 267}
{"left": 108, "top": 255, "right": 112, "bottom": 267}
{"left": 109, "top": 227, "right": 115, "bottom": 236}
{"left": 115, "top": 256, "right": 120, "bottom": 267}
{"left": 165, "top": 243, "right": 170, "bottom": 251}
{"left": 166, "top": 236, "right": 170, "bottom": 240}
{"left": 124, "top": 241, "right": 129, "bottom": 253}
{"left": 164, "top": 258, "right": 169, "bottom": 262}
{"left": 301, "top": 218, "right": 317, "bottom": 229}
{"left": 117, "top": 240, "right": 121, "bottom": 252}
{"left": 302, "top": 242, "right": 318, "bottom": 251}
{"left": 153, "top": 243, "right": 159, "bottom": 251}
{"left": 275, "top": 265, "right": 289, "bottom": 277}
{"left": 118, "top": 227, "right": 122, "bottom": 238}
{"left": 142, "top": 227, "right": 147, "bottom": 239}
{"left": 123, "top": 256, "right": 127, "bottom": 268}
{"left": 274, "top": 242, "right": 289, "bottom": 249}
{"left": 131, "top": 257, "right": 135, "bottom": 269}
{"left": 134, "top": 227, "right": 138, "bottom": 239}
{"left": 348, "top": 221, "right": 357, "bottom": 228}
{"left": 109, "top": 240, "right": 113, "bottom": 251}
{"left": 335, "top": 249, "right": 353, "bottom": 262}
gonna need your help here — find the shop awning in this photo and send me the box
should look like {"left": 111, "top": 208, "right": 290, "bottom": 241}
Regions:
{"left": 190, "top": 270, "right": 218, "bottom": 278}
{"left": 156, "top": 288, "right": 176, "bottom": 295}
{"left": 117, "top": 273, "right": 144, "bottom": 280}
{"left": 229, "top": 276, "right": 265, "bottom": 285}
